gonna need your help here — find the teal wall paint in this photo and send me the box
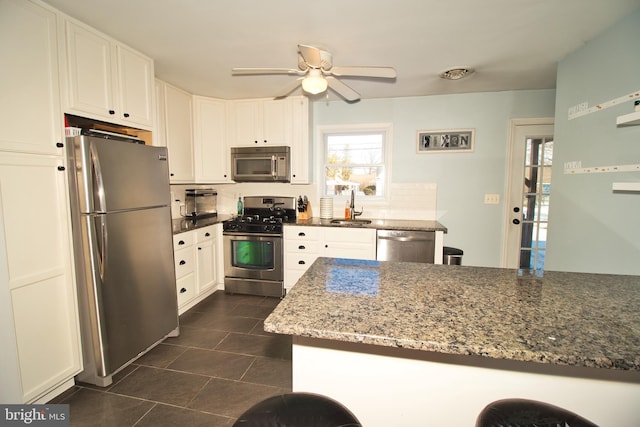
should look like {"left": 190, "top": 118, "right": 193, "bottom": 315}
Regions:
{"left": 546, "top": 7, "right": 640, "bottom": 274}
{"left": 313, "top": 90, "right": 556, "bottom": 267}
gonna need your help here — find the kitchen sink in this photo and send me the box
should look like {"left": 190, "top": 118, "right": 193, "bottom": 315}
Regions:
{"left": 329, "top": 219, "right": 372, "bottom": 226}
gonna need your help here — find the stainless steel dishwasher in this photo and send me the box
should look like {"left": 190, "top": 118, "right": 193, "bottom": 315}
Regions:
{"left": 376, "top": 229, "right": 435, "bottom": 263}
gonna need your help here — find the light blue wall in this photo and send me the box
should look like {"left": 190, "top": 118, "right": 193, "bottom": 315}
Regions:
{"left": 546, "top": 8, "right": 640, "bottom": 274}
{"left": 313, "top": 90, "right": 556, "bottom": 267}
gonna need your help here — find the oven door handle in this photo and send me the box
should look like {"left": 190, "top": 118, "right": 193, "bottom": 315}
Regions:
{"left": 223, "top": 232, "right": 282, "bottom": 238}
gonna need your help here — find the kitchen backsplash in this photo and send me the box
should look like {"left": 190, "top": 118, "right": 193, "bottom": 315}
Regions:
{"left": 170, "top": 182, "right": 437, "bottom": 221}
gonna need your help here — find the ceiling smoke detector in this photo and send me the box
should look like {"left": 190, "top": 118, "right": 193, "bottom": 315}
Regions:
{"left": 440, "top": 67, "right": 474, "bottom": 80}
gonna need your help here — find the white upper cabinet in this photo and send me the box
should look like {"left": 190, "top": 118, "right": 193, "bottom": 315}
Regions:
{"left": 231, "top": 98, "right": 289, "bottom": 146}
{"left": 193, "top": 96, "right": 232, "bottom": 183}
{"left": 290, "top": 96, "right": 312, "bottom": 184}
{"left": 0, "top": 0, "right": 62, "bottom": 155}
{"left": 115, "top": 44, "right": 155, "bottom": 127}
{"left": 63, "top": 19, "right": 154, "bottom": 129}
{"left": 158, "top": 80, "right": 194, "bottom": 182}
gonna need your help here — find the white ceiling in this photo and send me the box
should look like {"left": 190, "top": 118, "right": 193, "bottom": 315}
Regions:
{"left": 43, "top": 0, "right": 640, "bottom": 102}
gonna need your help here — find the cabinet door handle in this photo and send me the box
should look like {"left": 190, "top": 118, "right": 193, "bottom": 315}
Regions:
{"left": 178, "top": 240, "right": 185, "bottom": 245}
{"left": 205, "top": 232, "right": 210, "bottom": 237}
{"left": 325, "top": 244, "right": 328, "bottom": 248}
{"left": 179, "top": 260, "right": 186, "bottom": 265}
{"left": 298, "top": 232, "right": 306, "bottom": 237}
{"left": 198, "top": 247, "right": 202, "bottom": 250}
{"left": 123, "top": 113, "right": 130, "bottom": 118}
{"left": 57, "top": 166, "right": 65, "bottom": 171}
{"left": 298, "top": 260, "right": 306, "bottom": 265}
{"left": 180, "top": 287, "right": 187, "bottom": 293}
{"left": 108, "top": 110, "right": 115, "bottom": 115}
{"left": 512, "top": 219, "right": 521, "bottom": 225}
{"left": 298, "top": 245, "right": 305, "bottom": 250}
{"left": 56, "top": 142, "right": 64, "bottom": 148}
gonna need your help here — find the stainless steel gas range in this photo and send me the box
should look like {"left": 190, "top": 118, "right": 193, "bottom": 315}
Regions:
{"left": 222, "top": 196, "right": 297, "bottom": 297}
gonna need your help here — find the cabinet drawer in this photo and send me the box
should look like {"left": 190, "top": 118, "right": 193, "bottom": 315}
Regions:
{"left": 323, "top": 227, "right": 376, "bottom": 244}
{"left": 173, "top": 231, "right": 194, "bottom": 248}
{"left": 196, "top": 226, "right": 215, "bottom": 242}
{"left": 287, "top": 240, "right": 321, "bottom": 254}
{"left": 174, "top": 247, "right": 195, "bottom": 278}
{"left": 286, "top": 253, "right": 319, "bottom": 271}
{"left": 176, "top": 273, "right": 196, "bottom": 306}
{"left": 285, "top": 226, "right": 321, "bottom": 241}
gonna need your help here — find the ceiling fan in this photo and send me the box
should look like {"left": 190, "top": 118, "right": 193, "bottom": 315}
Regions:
{"left": 231, "top": 44, "right": 397, "bottom": 102}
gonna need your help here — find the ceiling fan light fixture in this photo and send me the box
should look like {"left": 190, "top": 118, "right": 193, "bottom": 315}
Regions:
{"left": 301, "top": 69, "right": 328, "bottom": 95}
{"left": 440, "top": 67, "right": 474, "bottom": 80}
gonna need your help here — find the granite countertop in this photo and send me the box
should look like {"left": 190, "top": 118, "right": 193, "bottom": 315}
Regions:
{"left": 265, "top": 257, "right": 640, "bottom": 371}
{"left": 172, "top": 214, "right": 233, "bottom": 234}
{"left": 292, "top": 217, "right": 448, "bottom": 233}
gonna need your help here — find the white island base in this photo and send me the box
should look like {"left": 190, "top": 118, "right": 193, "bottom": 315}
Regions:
{"left": 292, "top": 337, "right": 640, "bottom": 426}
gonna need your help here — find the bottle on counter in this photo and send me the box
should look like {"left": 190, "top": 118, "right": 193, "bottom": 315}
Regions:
{"left": 344, "top": 200, "right": 350, "bottom": 219}
{"left": 237, "top": 195, "right": 243, "bottom": 216}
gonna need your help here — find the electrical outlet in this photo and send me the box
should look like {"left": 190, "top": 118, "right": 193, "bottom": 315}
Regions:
{"left": 484, "top": 194, "right": 500, "bottom": 204}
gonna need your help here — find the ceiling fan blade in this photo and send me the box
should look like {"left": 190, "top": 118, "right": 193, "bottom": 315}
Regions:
{"left": 326, "top": 76, "right": 360, "bottom": 102}
{"left": 274, "top": 77, "right": 304, "bottom": 99}
{"left": 232, "top": 68, "right": 302, "bottom": 75}
{"left": 298, "top": 44, "right": 323, "bottom": 68}
{"left": 330, "top": 66, "right": 397, "bottom": 79}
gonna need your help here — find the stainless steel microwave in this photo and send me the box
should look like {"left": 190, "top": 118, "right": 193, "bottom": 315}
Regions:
{"left": 231, "top": 146, "right": 291, "bottom": 182}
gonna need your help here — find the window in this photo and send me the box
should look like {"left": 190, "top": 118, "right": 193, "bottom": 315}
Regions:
{"left": 321, "top": 124, "right": 391, "bottom": 198}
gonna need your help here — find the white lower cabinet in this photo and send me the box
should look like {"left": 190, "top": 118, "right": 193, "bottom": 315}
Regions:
{"left": 284, "top": 226, "right": 376, "bottom": 291}
{"left": 195, "top": 225, "right": 219, "bottom": 293}
{"left": 173, "top": 224, "right": 221, "bottom": 314}
{"left": 173, "top": 231, "right": 196, "bottom": 309}
{"left": 0, "top": 152, "right": 82, "bottom": 403}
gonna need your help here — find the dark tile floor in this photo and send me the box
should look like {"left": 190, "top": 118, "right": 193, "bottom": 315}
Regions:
{"left": 54, "top": 291, "right": 292, "bottom": 426}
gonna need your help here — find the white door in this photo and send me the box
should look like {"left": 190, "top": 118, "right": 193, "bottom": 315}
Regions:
{"left": 504, "top": 120, "right": 554, "bottom": 271}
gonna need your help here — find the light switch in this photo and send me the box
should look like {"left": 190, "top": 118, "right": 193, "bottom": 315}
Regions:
{"left": 484, "top": 194, "right": 500, "bottom": 204}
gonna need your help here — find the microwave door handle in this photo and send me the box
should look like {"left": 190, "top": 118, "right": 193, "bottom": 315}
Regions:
{"left": 271, "top": 155, "right": 277, "bottom": 179}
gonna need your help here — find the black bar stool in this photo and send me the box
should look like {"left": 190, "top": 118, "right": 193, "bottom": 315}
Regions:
{"left": 233, "top": 392, "right": 362, "bottom": 427}
{"left": 476, "top": 398, "right": 599, "bottom": 427}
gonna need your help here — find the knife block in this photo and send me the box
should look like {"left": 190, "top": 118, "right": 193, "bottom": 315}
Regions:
{"left": 298, "top": 202, "right": 312, "bottom": 220}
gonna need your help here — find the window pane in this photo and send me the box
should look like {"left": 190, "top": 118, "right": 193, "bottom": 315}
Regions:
{"left": 327, "top": 134, "right": 383, "bottom": 165}
{"left": 325, "top": 165, "right": 384, "bottom": 196}
{"left": 324, "top": 129, "right": 387, "bottom": 198}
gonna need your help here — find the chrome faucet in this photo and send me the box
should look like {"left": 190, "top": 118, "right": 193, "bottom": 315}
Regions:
{"left": 349, "top": 190, "right": 363, "bottom": 220}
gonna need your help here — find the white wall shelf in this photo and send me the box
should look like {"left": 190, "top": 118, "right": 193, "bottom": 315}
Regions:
{"left": 564, "top": 163, "right": 640, "bottom": 174}
{"left": 612, "top": 182, "right": 640, "bottom": 192}
{"left": 616, "top": 110, "right": 640, "bottom": 127}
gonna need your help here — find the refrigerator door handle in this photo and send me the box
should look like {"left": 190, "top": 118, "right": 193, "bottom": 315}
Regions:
{"left": 89, "top": 142, "right": 107, "bottom": 213}
{"left": 88, "top": 214, "right": 107, "bottom": 282}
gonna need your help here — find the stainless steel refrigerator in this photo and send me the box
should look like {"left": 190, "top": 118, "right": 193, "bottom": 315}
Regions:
{"left": 66, "top": 130, "right": 178, "bottom": 387}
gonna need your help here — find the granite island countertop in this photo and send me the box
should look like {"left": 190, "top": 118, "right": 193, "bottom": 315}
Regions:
{"left": 265, "top": 257, "right": 640, "bottom": 371}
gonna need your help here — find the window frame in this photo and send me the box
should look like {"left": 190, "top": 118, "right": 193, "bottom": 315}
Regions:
{"left": 316, "top": 123, "right": 393, "bottom": 202}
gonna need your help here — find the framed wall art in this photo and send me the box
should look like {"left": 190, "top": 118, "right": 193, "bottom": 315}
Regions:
{"left": 417, "top": 128, "right": 475, "bottom": 153}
